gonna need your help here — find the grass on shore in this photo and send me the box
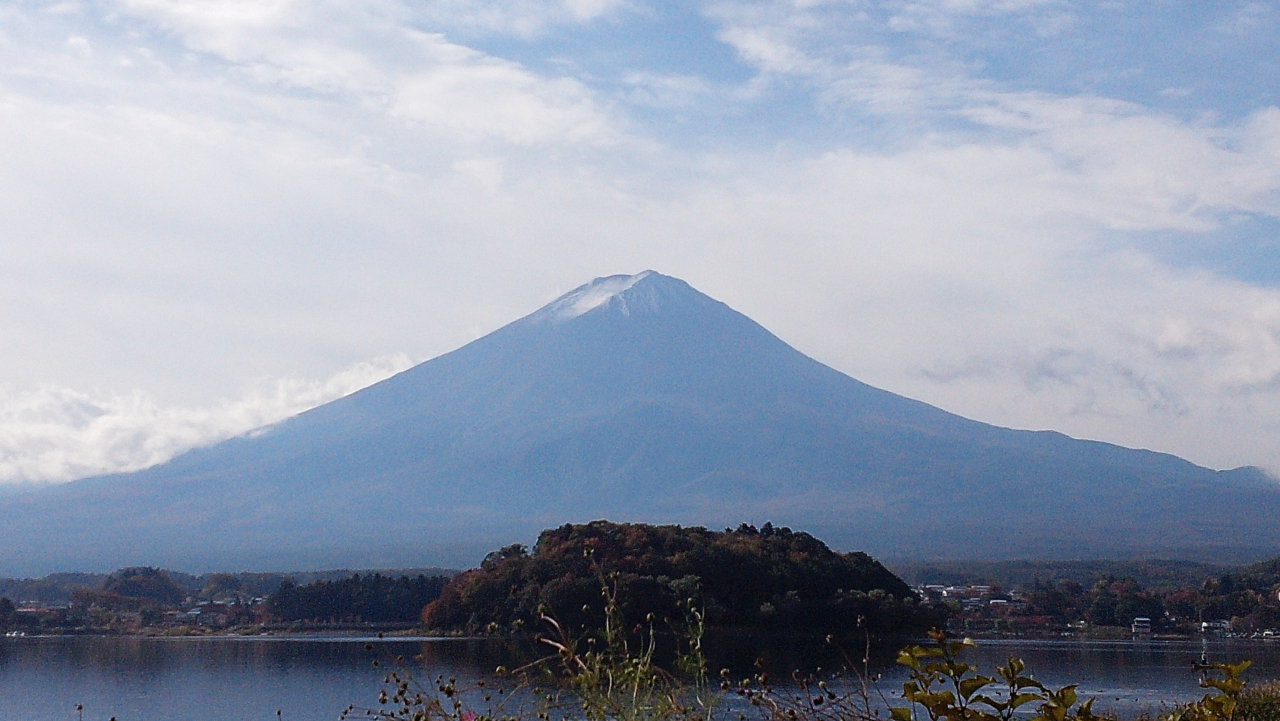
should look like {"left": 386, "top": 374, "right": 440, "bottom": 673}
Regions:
{"left": 1236, "top": 681, "right": 1280, "bottom": 721}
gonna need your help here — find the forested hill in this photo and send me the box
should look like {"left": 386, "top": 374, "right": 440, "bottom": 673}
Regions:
{"left": 423, "top": 521, "right": 937, "bottom": 637}
{"left": 1238, "top": 557, "right": 1280, "bottom": 587}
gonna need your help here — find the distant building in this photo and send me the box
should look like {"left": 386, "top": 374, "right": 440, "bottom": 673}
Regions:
{"left": 1202, "top": 620, "right": 1230, "bottom": 635}
{"left": 1131, "top": 617, "right": 1152, "bottom": 634}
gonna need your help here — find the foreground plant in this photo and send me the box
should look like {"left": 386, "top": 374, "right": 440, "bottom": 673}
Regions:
{"left": 536, "top": 582, "right": 715, "bottom": 721}
{"left": 344, "top": 572, "right": 715, "bottom": 721}
{"left": 1236, "top": 681, "right": 1280, "bottom": 721}
{"left": 729, "top": 623, "right": 891, "bottom": 721}
{"left": 1166, "top": 660, "right": 1253, "bottom": 721}
{"left": 887, "top": 630, "right": 1262, "bottom": 721}
{"left": 888, "top": 630, "right": 1098, "bottom": 721}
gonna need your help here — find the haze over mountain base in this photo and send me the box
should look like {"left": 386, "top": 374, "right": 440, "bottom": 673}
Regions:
{"left": 1, "top": 272, "right": 1277, "bottom": 576}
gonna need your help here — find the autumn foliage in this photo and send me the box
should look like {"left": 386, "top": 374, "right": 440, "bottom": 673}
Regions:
{"left": 422, "top": 521, "right": 936, "bottom": 637}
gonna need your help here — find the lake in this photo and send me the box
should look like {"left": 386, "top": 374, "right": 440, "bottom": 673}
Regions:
{"left": 2, "top": 635, "right": 1279, "bottom": 721}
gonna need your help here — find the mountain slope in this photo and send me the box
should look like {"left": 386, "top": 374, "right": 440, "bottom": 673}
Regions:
{"left": 1, "top": 271, "right": 1276, "bottom": 575}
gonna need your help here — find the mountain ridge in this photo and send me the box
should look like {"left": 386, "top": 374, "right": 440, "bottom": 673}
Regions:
{"left": 1, "top": 271, "right": 1277, "bottom": 576}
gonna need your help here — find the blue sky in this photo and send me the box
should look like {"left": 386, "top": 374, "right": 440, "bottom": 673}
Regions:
{"left": 2, "top": 0, "right": 1280, "bottom": 483}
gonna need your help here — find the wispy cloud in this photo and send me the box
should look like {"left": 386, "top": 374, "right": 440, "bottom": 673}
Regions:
{"left": 0, "top": 355, "right": 412, "bottom": 484}
{"left": 412, "top": 0, "right": 634, "bottom": 37}
{"left": 99, "top": 0, "right": 622, "bottom": 146}
{"left": 1217, "top": 2, "right": 1272, "bottom": 36}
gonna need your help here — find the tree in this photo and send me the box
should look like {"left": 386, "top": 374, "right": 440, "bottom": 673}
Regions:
{"left": 267, "top": 574, "right": 449, "bottom": 623}
{"left": 103, "top": 567, "right": 183, "bottom": 607}
{"left": 1084, "top": 578, "right": 1162, "bottom": 627}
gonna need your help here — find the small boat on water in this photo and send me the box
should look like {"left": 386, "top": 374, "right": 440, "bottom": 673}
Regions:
{"left": 4, "top": 631, "right": 26, "bottom": 637}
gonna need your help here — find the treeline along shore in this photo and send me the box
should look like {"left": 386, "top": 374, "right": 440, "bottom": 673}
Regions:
{"left": 3, "top": 521, "right": 1280, "bottom": 639}
{"left": 0, "top": 567, "right": 455, "bottom": 635}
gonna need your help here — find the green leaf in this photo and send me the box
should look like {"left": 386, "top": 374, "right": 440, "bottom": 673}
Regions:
{"left": 1204, "top": 678, "right": 1245, "bottom": 695}
{"left": 1225, "top": 661, "right": 1252, "bottom": 678}
{"left": 1011, "top": 693, "right": 1042, "bottom": 709}
{"left": 891, "top": 707, "right": 914, "bottom": 721}
{"left": 919, "top": 690, "right": 956, "bottom": 710}
{"left": 960, "top": 677, "right": 993, "bottom": 700}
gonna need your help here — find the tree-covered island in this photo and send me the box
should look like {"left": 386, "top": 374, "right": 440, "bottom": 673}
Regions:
{"left": 423, "top": 520, "right": 938, "bottom": 637}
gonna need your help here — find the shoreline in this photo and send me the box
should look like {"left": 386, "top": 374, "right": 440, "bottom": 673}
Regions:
{"left": 1, "top": 623, "right": 434, "bottom": 638}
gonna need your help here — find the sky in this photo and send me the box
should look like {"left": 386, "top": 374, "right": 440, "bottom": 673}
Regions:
{"left": 2, "top": 0, "right": 1280, "bottom": 485}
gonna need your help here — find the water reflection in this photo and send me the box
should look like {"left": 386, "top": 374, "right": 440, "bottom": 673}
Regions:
{"left": 0, "top": 636, "right": 1277, "bottom": 721}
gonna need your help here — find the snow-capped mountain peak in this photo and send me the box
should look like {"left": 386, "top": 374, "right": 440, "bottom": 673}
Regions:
{"left": 531, "top": 271, "right": 663, "bottom": 323}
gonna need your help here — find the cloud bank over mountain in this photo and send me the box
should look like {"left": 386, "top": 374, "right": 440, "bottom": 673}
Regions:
{"left": 0, "top": 355, "right": 411, "bottom": 484}
{"left": 3, "top": 0, "right": 1280, "bottom": 481}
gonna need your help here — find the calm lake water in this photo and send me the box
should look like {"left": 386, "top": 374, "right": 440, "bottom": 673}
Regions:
{"left": 2, "top": 635, "right": 1279, "bottom": 721}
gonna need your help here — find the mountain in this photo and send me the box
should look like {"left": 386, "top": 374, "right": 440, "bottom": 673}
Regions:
{"left": 2, "top": 271, "right": 1278, "bottom": 576}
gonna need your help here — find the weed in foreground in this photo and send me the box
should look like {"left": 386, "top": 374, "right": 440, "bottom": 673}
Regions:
{"left": 342, "top": 576, "right": 715, "bottom": 721}
{"left": 1236, "top": 681, "right": 1280, "bottom": 721}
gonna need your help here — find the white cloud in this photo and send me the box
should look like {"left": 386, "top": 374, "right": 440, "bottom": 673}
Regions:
{"left": 413, "top": 0, "right": 632, "bottom": 36}
{"left": 621, "top": 72, "right": 717, "bottom": 109}
{"left": 1217, "top": 2, "right": 1272, "bottom": 36}
{"left": 105, "top": 0, "right": 630, "bottom": 61}
{"left": 0, "top": 355, "right": 412, "bottom": 484}
{"left": 389, "top": 37, "right": 615, "bottom": 145}
{"left": 712, "top": 3, "right": 1280, "bottom": 230}
{"left": 960, "top": 96, "right": 1280, "bottom": 229}
{"left": 716, "top": 24, "right": 817, "bottom": 76}
{"left": 100, "top": 0, "right": 619, "bottom": 146}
